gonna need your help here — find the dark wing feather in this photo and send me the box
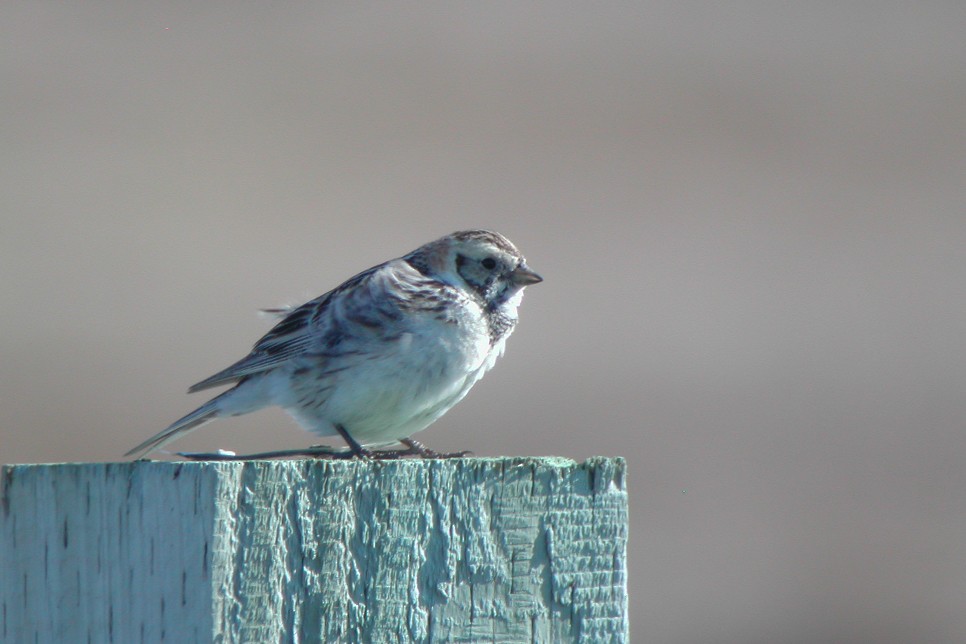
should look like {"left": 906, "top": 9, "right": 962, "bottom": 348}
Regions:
{"left": 186, "top": 263, "right": 384, "bottom": 393}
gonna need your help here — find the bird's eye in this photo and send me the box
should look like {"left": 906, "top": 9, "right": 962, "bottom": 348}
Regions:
{"left": 481, "top": 257, "right": 497, "bottom": 270}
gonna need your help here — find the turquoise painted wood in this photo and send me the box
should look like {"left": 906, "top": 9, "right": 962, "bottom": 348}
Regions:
{"left": 1, "top": 458, "right": 627, "bottom": 642}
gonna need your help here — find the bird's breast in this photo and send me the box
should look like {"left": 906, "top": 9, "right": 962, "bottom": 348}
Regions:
{"left": 398, "top": 306, "right": 492, "bottom": 376}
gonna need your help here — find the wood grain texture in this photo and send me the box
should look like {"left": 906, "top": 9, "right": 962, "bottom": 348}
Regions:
{"left": 1, "top": 458, "right": 627, "bottom": 642}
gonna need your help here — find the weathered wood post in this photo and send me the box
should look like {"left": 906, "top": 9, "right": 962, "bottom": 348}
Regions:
{"left": 1, "top": 457, "right": 627, "bottom": 642}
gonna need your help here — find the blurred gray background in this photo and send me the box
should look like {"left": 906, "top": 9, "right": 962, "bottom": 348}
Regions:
{"left": 3, "top": 3, "right": 965, "bottom": 642}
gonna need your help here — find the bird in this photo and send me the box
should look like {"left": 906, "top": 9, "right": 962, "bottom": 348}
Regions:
{"left": 125, "top": 230, "right": 542, "bottom": 459}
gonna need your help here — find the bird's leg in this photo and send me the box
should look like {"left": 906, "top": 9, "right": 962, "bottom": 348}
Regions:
{"left": 174, "top": 436, "right": 471, "bottom": 461}
{"left": 334, "top": 424, "right": 373, "bottom": 459}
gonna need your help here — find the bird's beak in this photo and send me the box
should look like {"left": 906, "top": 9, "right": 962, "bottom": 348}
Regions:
{"left": 511, "top": 263, "right": 543, "bottom": 286}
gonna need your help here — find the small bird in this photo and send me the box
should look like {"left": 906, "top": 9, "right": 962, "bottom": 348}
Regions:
{"left": 126, "top": 230, "right": 541, "bottom": 459}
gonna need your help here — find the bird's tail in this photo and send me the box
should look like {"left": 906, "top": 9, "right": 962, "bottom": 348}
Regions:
{"left": 126, "top": 377, "right": 273, "bottom": 459}
{"left": 124, "top": 394, "right": 226, "bottom": 459}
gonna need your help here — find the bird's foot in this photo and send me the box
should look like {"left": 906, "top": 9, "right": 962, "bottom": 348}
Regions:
{"left": 396, "top": 438, "right": 473, "bottom": 459}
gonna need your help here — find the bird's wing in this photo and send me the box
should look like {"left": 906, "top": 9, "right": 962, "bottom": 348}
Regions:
{"left": 186, "top": 259, "right": 448, "bottom": 393}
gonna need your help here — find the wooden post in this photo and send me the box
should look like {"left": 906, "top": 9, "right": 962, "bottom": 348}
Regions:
{"left": 1, "top": 457, "right": 627, "bottom": 642}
